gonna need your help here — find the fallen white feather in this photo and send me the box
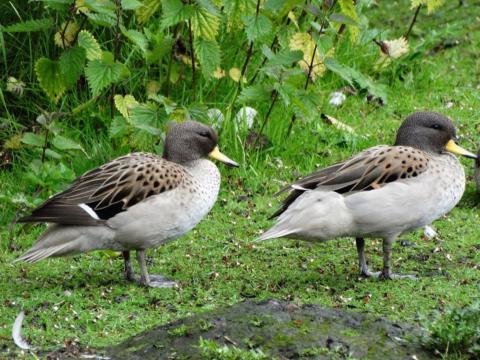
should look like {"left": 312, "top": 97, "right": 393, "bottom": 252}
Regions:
{"left": 207, "top": 108, "right": 224, "bottom": 129}
{"left": 321, "top": 114, "right": 355, "bottom": 134}
{"left": 12, "top": 311, "right": 32, "bottom": 350}
{"left": 424, "top": 226, "right": 437, "bottom": 239}
{"left": 235, "top": 106, "right": 257, "bottom": 129}
{"left": 329, "top": 91, "right": 346, "bottom": 106}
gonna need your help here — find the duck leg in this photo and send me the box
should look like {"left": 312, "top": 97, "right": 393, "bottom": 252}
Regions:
{"left": 379, "top": 235, "right": 417, "bottom": 280}
{"left": 355, "top": 238, "right": 380, "bottom": 277}
{"left": 123, "top": 251, "right": 135, "bottom": 281}
{"left": 135, "top": 250, "right": 177, "bottom": 288}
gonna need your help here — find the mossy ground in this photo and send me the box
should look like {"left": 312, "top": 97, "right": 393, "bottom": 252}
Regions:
{"left": 1, "top": 1, "right": 480, "bottom": 357}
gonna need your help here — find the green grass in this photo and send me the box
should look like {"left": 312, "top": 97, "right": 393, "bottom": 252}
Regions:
{"left": 1, "top": 1, "right": 480, "bottom": 357}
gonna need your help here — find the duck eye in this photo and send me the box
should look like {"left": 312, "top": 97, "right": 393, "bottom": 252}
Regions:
{"left": 431, "top": 124, "right": 441, "bottom": 130}
{"left": 198, "top": 131, "right": 210, "bottom": 138}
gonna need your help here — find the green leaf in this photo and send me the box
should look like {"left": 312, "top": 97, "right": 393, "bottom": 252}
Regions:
{"left": 59, "top": 46, "right": 86, "bottom": 89}
{"left": 238, "top": 84, "right": 272, "bottom": 103}
{"left": 85, "top": 59, "right": 123, "bottom": 96}
{"left": 2, "top": 18, "right": 53, "bottom": 33}
{"left": 85, "top": 13, "right": 116, "bottom": 27}
{"left": 161, "top": 0, "right": 194, "bottom": 28}
{"left": 122, "top": 0, "right": 143, "bottom": 10}
{"left": 130, "top": 104, "right": 161, "bottom": 135}
{"left": 35, "top": 58, "right": 65, "bottom": 102}
{"left": 51, "top": 135, "right": 83, "bottom": 151}
{"left": 78, "top": 30, "right": 102, "bottom": 60}
{"left": 325, "top": 58, "right": 387, "bottom": 103}
{"left": 411, "top": 0, "right": 445, "bottom": 13}
{"left": 338, "top": 0, "right": 360, "bottom": 43}
{"left": 224, "top": 0, "right": 257, "bottom": 31}
{"left": 243, "top": 14, "right": 272, "bottom": 42}
{"left": 110, "top": 116, "right": 130, "bottom": 138}
{"left": 136, "top": 0, "right": 162, "bottom": 23}
{"left": 194, "top": 38, "right": 220, "bottom": 77}
{"left": 329, "top": 13, "right": 358, "bottom": 26}
{"left": 191, "top": 4, "right": 220, "bottom": 40}
{"left": 45, "top": 148, "right": 63, "bottom": 159}
{"left": 21, "top": 132, "right": 45, "bottom": 147}
{"left": 263, "top": 48, "right": 303, "bottom": 67}
{"left": 114, "top": 94, "right": 139, "bottom": 119}
{"left": 83, "top": 0, "right": 116, "bottom": 16}
{"left": 121, "top": 28, "right": 148, "bottom": 53}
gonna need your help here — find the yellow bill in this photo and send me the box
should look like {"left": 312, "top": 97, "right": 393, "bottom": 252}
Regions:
{"left": 445, "top": 139, "right": 477, "bottom": 159}
{"left": 208, "top": 146, "right": 239, "bottom": 167}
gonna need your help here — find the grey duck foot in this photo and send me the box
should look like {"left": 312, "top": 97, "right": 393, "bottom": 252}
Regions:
{"left": 379, "top": 269, "right": 418, "bottom": 280}
{"left": 132, "top": 274, "right": 178, "bottom": 288}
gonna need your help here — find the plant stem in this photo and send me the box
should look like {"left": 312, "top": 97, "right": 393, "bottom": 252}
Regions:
{"left": 111, "top": 0, "right": 122, "bottom": 118}
{"left": 238, "top": 0, "right": 261, "bottom": 89}
{"left": 256, "top": 90, "right": 278, "bottom": 143}
{"left": 188, "top": 18, "right": 196, "bottom": 101}
{"left": 41, "top": 129, "right": 49, "bottom": 163}
{"left": 405, "top": 5, "right": 421, "bottom": 39}
{"left": 287, "top": 20, "right": 328, "bottom": 137}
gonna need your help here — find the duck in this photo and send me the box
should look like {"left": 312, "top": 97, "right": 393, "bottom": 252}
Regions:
{"left": 16, "top": 121, "right": 239, "bottom": 287}
{"left": 258, "top": 112, "right": 476, "bottom": 279}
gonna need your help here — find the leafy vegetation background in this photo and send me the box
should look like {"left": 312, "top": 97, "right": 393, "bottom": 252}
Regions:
{"left": 0, "top": 0, "right": 479, "bottom": 358}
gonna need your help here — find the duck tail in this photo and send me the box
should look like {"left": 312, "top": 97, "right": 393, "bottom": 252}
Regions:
{"left": 14, "top": 224, "right": 113, "bottom": 264}
{"left": 256, "top": 226, "right": 297, "bottom": 242}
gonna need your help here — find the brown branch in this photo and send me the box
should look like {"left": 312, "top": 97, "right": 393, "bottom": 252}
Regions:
{"left": 238, "top": 0, "right": 261, "bottom": 89}
{"left": 110, "top": 0, "right": 122, "bottom": 118}
{"left": 188, "top": 18, "right": 196, "bottom": 101}
{"left": 404, "top": 5, "right": 422, "bottom": 39}
{"left": 257, "top": 90, "right": 278, "bottom": 140}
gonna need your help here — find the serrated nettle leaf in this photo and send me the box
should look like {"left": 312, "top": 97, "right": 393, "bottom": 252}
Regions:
{"left": 266, "top": 49, "right": 303, "bottom": 67}
{"left": 148, "top": 94, "right": 177, "bottom": 114}
{"left": 78, "top": 30, "right": 102, "bottom": 60}
{"left": 264, "top": 0, "right": 288, "bottom": 11}
{"left": 101, "top": 51, "right": 115, "bottom": 64}
{"left": 224, "top": 0, "right": 257, "bottom": 31}
{"left": 21, "top": 132, "right": 45, "bottom": 147}
{"left": 161, "top": 0, "right": 195, "bottom": 28}
{"left": 52, "top": 134, "right": 84, "bottom": 151}
{"left": 45, "top": 148, "right": 63, "bottom": 159}
{"left": 183, "top": 103, "right": 208, "bottom": 122}
{"left": 243, "top": 14, "right": 273, "bottom": 42}
{"left": 114, "top": 94, "right": 139, "bottom": 119}
{"left": 338, "top": 0, "right": 360, "bottom": 43}
{"left": 136, "top": 0, "right": 162, "bottom": 23}
{"left": 191, "top": 5, "right": 220, "bottom": 40}
{"left": 1, "top": 18, "right": 53, "bottom": 33}
{"left": 130, "top": 103, "right": 161, "bottom": 132}
{"left": 85, "top": 12, "right": 116, "bottom": 27}
{"left": 411, "top": 0, "right": 445, "bottom": 14}
{"left": 85, "top": 59, "right": 123, "bottom": 96}
{"left": 194, "top": 38, "right": 220, "bottom": 77}
{"left": 35, "top": 57, "right": 66, "bottom": 102}
{"left": 261, "top": 45, "right": 275, "bottom": 60}
{"left": 54, "top": 21, "right": 80, "bottom": 48}
{"left": 84, "top": 0, "right": 116, "bottom": 16}
{"left": 329, "top": 13, "right": 358, "bottom": 26}
{"left": 325, "top": 58, "right": 387, "bottom": 103}
{"left": 109, "top": 116, "right": 130, "bottom": 138}
{"left": 238, "top": 84, "right": 272, "bottom": 103}
{"left": 121, "top": 0, "right": 143, "bottom": 10}
{"left": 59, "top": 46, "right": 86, "bottom": 89}
{"left": 121, "top": 28, "right": 148, "bottom": 53}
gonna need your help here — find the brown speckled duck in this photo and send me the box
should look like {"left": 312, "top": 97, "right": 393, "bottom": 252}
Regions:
{"left": 16, "top": 121, "right": 238, "bottom": 287}
{"left": 259, "top": 112, "right": 476, "bottom": 279}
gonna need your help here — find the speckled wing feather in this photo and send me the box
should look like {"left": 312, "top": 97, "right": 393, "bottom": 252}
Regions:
{"left": 19, "top": 153, "right": 187, "bottom": 225}
{"left": 272, "top": 145, "right": 429, "bottom": 218}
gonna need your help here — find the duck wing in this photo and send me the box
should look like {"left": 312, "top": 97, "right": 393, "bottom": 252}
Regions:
{"left": 272, "top": 145, "right": 429, "bottom": 218}
{"left": 18, "top": 152, "right": 187, "bottom": 225}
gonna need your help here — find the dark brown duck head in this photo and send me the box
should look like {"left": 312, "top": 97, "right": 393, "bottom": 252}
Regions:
{"left": 163, "top": 121, "right": 239, "bottom": 167}
{"left": 395, "top": 112, "right": 476, "bottom": 159}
